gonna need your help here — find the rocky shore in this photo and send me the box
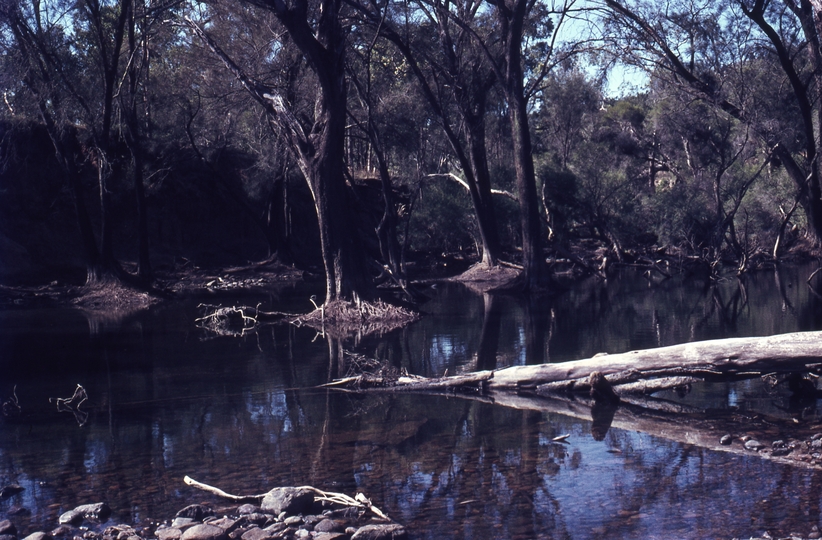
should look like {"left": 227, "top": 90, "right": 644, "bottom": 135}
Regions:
{"left": 0, "top": 487, "right": 407, "bottom": 540}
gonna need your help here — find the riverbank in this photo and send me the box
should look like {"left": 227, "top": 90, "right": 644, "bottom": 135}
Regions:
{"left": 0, "top": 484, "right": 407, "bottom": 540}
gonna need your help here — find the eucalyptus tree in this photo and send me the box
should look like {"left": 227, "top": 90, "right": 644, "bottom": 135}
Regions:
{"left": 349, "top": 0, "right": 505, "bottom": 269}
{"left": 0, "top": 0, "right": 161, "bottom": 284}
{"left": 184, "top": 0, "right": 379, "bottom": 310}
{"left": 599, "top": 0, "right": 822, "bottom": 250}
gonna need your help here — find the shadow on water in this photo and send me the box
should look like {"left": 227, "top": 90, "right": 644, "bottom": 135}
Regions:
{"left": 1, "top": 266, "right": 822, "bottom": 538}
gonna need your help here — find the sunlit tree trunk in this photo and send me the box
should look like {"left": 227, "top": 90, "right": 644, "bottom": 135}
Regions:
{"left": 489, "top": 0, "right": 546, "bottom": 289}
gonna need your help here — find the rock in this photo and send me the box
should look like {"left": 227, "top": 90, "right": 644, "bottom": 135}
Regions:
{"left": 155, "top": 527, "right": 182, "bottom": 540}
{"left": 58, "top": 503, "right": 111, "bottom": 525}
{"left": 8, "top": 506, "right": 30, "bottom": 516}
{"left": 772, "top": 447, "right": 792, "bottom": 457}
{"left": 293, "top": 530, "right": 310, "bottom": 540}
{"left": 237, "top": 514, "right": 268, "bottom": 528}
{"left": 176, "top": 506, "right": 214, "bottom": 522}
{"left": 239, "top": 528, "right": 271, "bottom": 540}
{"left": 812, "top": 439, "right": 822, "bottom": 450}
{"left": 235, "top": 506, "right": 259, "bottom": 516}
{"left": 0, "top": 534, "right": 17, "bottom": 540}
{"left": 744, "top": 439, "right": 765, "bottom": 451}
{"left": 0, "top": 485, "right": 24, "bottom": 499}
{"left": 260, "top": 488, "right": 315, "bottom": 517}
{"left": 58, "top": 511, "right": 84, "bottom": 526}
{"left": 261, "top": 523, "right": 286, "bottom": 535}
{"left": 719, "top": 434, "right": 732, "bottom": 445}
{"left": 313, "top": 520, "right": 343, "bottom": 533}
{"left": 180, "top": 524, "right": 226, "bottom": 540}
{"left": 50, "top": 526, "right": 73, "bottom": 538}
{"left": 350, "top": 524, "right": 408, "bottom": 540}
{"left": 207, "top": 518, "right": 240, "bottom": 536}
{"left": 171, "top": 519, "right": 195, "bottom": 529}
{"left": 22, "top": 533, "right": 52, "bottom": 540}
{"left": 282, "top": 517, "right": 301, "bottom": 527}
{"left": 0, "top": 520, "right": 17, "bottom": 537}
{"left": 313, "top": 534, "right": 347, "bottom": 540}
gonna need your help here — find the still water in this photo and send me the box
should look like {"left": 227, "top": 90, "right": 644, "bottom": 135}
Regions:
{"left": 2, "top": 265, "right": 822, "bottom": 539}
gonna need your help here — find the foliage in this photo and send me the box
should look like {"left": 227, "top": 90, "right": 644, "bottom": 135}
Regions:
{"left": 0, "top": 0, "right": 819, "bottom": 286}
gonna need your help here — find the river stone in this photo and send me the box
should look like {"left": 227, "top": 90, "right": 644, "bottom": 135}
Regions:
{"left": 176, "top": 505, "right": 214, "bottom": 522}
{"left": 237, "top": 514, "right": 268, "bottom": 527}
{"left": 22, "top": 533, "right": 52, "bottom": 540}
{"left": 239, "top": 527, "right": 271, "bottom": 540}
{"left": 0, "top": 485, "right": 24, "bottom": 499}
{"left": 260, "top": 488, "right": 315, "bottom": 517}
{"left": 0, "top": 520, "right": 17, "bottom": 537}
{"left": 58, "top": 503, "right": 111, "bottom": 525}
{"left": 261, "top": 523, "right": 286, "bottom": 535}
{"left": 282, "top": 516, "right": 301, "bottom": 527}
{"left": 8, "top": 506, "right": 30, "bottom": 517}
{"left": 0, "top": 534, "right": 16, "bottom": 540}
{"left": 313, "top": 520, "right": 343, "bottom": 533}
{"left": 155, "top": 527, "right": 182, "bottom": 540}
{"left": 235, "top": 505, "right": 259, "bottom": 516}
{"left": 312, "top": 534, "right": 347, "bottom": 540}
{"left": 50, "top": 525, "right": 73, "bottom": 538}
{"left": 207, "top": 518, "right": 240, "bottom": 535}
{"left": 58, "top": 510, "right": 83, "bottom": 526}
{"left": 180, "top": 524, "right": 226, "bottom": 540}
{"left": 350, "top": 524, "right": 408, "bottom": 540}
{"left": 744, "top": 439, "right": 765, "bottom": 451}
{"left": 719, "top": 434, "right": 732, "bottom": 445}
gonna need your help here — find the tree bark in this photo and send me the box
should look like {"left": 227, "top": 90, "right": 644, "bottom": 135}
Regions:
{"left": 489, "top": 0, "right": 546, "bottom": 289}
{"left": 331, "top": 331, "right": 822, "bottom": 394}
{"left": 364, "top": 10, "right": 504, "bottom": 267}
{"left": 185, "top": 1, "right": 373, "bottom": 306}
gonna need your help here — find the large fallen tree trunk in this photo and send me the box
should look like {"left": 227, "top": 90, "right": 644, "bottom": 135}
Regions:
{"left": 325, "top": 331, "right": 822, "bottom": 395}
{"left": 324, "top": 331, "right": 822, "bottom": 473}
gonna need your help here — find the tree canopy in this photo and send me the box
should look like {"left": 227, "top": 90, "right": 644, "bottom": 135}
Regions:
{"left": 1, "top": 0, "right": 820, "bottom": 296}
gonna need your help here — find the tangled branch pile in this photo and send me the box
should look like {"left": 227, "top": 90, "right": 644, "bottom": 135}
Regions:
{"left": 295, "top": 299, "right": 420, "bottom": 338}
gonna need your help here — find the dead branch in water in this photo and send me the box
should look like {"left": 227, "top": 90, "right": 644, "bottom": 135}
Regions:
{"left": 182, "top": 476, "right": 390, "bottom": 520}
{"left": 196, "top": 303, "right": 290, "bottom": 336}
{"left": 321, "top": 331, "right": 822, "bottom": 396}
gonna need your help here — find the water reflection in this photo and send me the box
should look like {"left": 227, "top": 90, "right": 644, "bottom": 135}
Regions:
{"left": 1, "top": 268, "right": 822, "bottom": 538}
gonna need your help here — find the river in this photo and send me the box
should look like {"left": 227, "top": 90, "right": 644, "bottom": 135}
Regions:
{"left": 1, "top": 265, "right": 822, "bottom": 539}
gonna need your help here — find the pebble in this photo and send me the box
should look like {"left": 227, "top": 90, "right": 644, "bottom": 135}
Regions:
{"left": 0, "top": 488, "right": 407, "bottom": 540}
{"left": 744, "top": 439, "right": 765, "bottom": 451}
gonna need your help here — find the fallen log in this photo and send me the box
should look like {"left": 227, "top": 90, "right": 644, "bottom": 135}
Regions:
{"left": 327, "top": 331, "right": 822, "bottom": 395}
{"left": 321, "top": 331, "right": 822, "bottom": 474}
{"left": 490, "top": 331, "right": 822, "bottom": 392}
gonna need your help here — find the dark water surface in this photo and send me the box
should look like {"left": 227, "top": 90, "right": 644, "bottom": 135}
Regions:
{"left": 2, "top": 266, "right": 822, "bottom": 539}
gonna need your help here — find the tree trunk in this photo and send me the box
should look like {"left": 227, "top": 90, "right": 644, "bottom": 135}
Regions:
{"left": 330, "top": 331, "right": 822, "bottom": 394}
{"left": 271, "top": 0, "right": 372, "bottom": 305}
{"left": 186, "top": 2, "right": 374, "bottom": 307}
{"left": 370, "top": 18, "right": 503, "bottom": 267}
{"left": 493, "top": 0, "right": 545, "bottom": 289}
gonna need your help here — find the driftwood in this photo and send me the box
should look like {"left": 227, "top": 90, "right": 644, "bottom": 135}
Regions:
{"left": 322, "top": 331, "right": 822, "bottom": 473}
{"left": 183, "top": 476, "right": 390, "bottom": 520}
{"left": 327, "top": 331, "right": 822, "bottom": 396}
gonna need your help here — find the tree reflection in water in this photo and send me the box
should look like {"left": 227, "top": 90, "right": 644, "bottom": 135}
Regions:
{"left": 1, "top": 266, "right": 822, "bottom": 538}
